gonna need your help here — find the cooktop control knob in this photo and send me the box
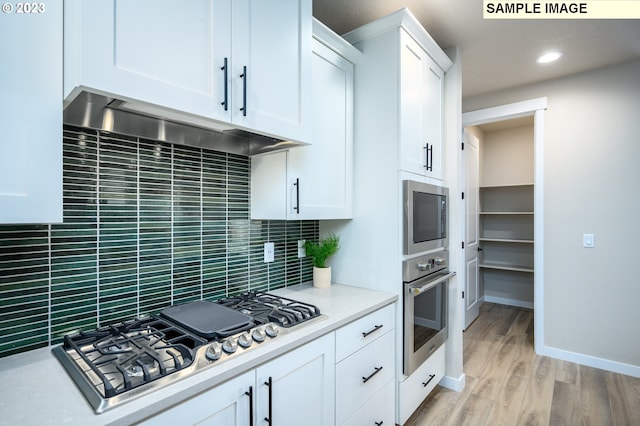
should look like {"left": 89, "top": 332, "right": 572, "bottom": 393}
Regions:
{"left": 252, "top": 327, "right": 266, "bottom": 343}
{"left": 206, "top": 342, "right": 223, "bottom": 361}
{"left": 222, "top": 338, "right": 238, "bottom": 354}
{"left": 264, "top": 324, "right": 279, "bottom": 338}
{"left": 237, "top": 332, "right": 252, "bottom": 349}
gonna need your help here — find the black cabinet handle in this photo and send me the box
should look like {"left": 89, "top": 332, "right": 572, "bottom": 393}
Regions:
{"left": 362, "top": 324, "right": 383, "bottom": 338}
{"left": 293, "top": 178, "right": 300, "bottom": 214}
{"left": 375, "top": 422, "right": 384, "bottom": 426}
{"left": 362, "top": 366, "right": 383, "bottom": 384}
{"left": 429, "top": 143, "right": 433, "bottom": 171}
{"left": 240, "top": 66, "right": 247, "bottom": 116}
{"left": 424, "top": 143, "right": 433, "bottom": 171}
{"left": 422, "top": 374, "right": 436, "bottom": 387}
{"left": 263, "top": 377, "right": 272, "bottom": 424}
{"left": 221, "top": 57, "right": 228, "bottom": 111}
{"left": 244, "top": 386, "right": 253, "bottom": 426}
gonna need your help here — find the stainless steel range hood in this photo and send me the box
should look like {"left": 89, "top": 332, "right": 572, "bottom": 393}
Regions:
{"left": 63, "top": 91, "right": 305, "bottom": 156}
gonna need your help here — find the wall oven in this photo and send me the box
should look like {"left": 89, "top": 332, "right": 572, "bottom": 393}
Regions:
{"left": 403, "top": 250, "right": 455, "bottom": 376}
{"left": 403, "top": 180, "right": 449, "bottom": 255}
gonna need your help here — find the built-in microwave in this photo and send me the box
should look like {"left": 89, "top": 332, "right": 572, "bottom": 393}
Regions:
{"left": 403, "top": 180, "right": 449, "bottom": 255}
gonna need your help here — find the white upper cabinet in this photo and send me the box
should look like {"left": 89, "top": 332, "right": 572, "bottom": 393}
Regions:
{"left": 343, "top": 9, "right": 452, "bottom": 182}
{"left": 251, "top": 20, "right": 358, "bottom": 220}
{"left": 64, "top": 0, "right": 311, "bottom": 144}
{"left": 0, "top": 2, "right": 63, "bottom": 223}
{"left": 399, "top": 29, "right": 445, "bottom": 180}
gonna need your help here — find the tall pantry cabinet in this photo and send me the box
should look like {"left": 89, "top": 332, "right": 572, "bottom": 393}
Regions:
{"left": 323, "top": 9, "right": 457, "bottom": 425}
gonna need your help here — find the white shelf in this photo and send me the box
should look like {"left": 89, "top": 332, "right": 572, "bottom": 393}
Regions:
{"left": 480, "top": 183, "right": 534, "bottom": 189}
{"left": 479, "top": 237, "right": 534, "bottom": 244}
{"left": 480, "top": 263, "right": 534, "bottom": 273}
{"left": 480, "top": 211, "right": 533, "bottom": 215}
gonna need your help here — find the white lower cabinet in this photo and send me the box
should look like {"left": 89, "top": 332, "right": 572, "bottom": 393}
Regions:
{"left": 398, "top": 344, "right": 445, "bottom": 425}
{"left": 138, "top": 371, "right": 254, "bottom": 425}
{"left": 256, "top": 333, "right": 335, "bottom": 426}
{"left": 335, "top": 305, "right": 396, "bottom": 425}
{"left": 343, "top": 380, "right": 395, "bottom": 426}
{"left": 140, "top": 333, "right": 335, "bottom": 426}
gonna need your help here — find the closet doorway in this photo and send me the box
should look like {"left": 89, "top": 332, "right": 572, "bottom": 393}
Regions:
{"left": 461, "top": 98, "right": 546, "bottom": 354}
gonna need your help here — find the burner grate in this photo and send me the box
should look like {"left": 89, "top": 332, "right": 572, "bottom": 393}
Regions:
{"left": 62, "top": 318, "right": 206, "bottom": 398}
{"left": 217, "top": 291, "right": 321, "bottom": 327}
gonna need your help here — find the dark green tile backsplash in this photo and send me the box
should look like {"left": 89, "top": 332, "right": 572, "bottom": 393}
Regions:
{"left": 0, "top": 126, "right": 317, "bottom": 357}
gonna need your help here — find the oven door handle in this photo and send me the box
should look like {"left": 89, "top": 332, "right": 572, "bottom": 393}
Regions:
{"left": 409, "top": 271, "right": 456, "bottom": 296}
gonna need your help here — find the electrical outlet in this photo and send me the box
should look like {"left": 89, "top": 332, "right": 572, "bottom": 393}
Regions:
{"left": 298, "top": 240, "right": 306, "bottom": 258}
{"left": 264, "top": 242, "right": 275, "bottom": 263}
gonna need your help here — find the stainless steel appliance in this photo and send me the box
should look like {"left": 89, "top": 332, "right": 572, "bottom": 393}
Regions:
{"left": 403, "top": 250, "right": 455, "bottom": 375}
{"left": 52, "top": 292, "right": 325, "bottom": 413}
{"left": 403, "top": 180, "right": 449, "bottom": 255}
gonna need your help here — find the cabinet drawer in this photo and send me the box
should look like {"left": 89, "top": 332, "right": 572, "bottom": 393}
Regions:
{"left": 335, "top": 330, "right": 394, "bottom": 424}
{"left": 398, "top": 344, "right": 445, "bottom": 425}
{"left": 342, "top": 379, "right": 395, "bottom": 426}
{"left": 335, "top": 304, "right": 394, "bottom": 362}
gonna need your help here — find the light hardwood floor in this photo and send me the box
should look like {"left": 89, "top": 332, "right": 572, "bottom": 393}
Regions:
{"left": 404, "top": 303, "right": 640, "bottom": 426}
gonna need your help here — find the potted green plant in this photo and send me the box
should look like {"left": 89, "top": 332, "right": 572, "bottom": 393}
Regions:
{"left": 304, "top": 233, "right": 340, "bottom": 288}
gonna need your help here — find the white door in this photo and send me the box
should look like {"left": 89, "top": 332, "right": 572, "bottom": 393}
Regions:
{"left": 398, "top": 29, "right": 444, "bottom": 179}
{"left": 256, "top": 333, "right": 335, "bottom": 426}
{"left": 138, "top": 370, "right": 254, "bottom": 425}
{"left": 1, "top": 0, "right": 62, "bottom": 223}
{"left": 231, "top": 0, "right": 312, "bottom": 143}
{"left": 464, "top": 129, "right": 481, "bottom": 329}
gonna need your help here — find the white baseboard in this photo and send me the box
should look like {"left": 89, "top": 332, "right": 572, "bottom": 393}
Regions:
{"left": 439, "top": 373, "right": 466, "bottom": 392}
{"left": 539, "top": 345, "right": 640, "bottom": 378}
{"left": 484, "top": 295, "right": 534, "bottom": 309}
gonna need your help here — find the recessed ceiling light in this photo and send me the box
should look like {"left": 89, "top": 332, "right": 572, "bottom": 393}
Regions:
{"left": 536, "top": 51, "right": 563, "bottom": 64}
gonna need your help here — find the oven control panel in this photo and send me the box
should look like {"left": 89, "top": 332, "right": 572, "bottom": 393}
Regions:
{"left": 403, "top": 250, "right": 449, "bottom": 283}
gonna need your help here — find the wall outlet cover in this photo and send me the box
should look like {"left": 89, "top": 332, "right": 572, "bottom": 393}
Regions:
{"left": 264, "top": 242, "right": 275, "bottom": 262}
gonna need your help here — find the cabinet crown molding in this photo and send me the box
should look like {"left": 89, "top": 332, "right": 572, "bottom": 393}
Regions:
{"left": 342, "top": 7, "right": 453, "bottom": 72}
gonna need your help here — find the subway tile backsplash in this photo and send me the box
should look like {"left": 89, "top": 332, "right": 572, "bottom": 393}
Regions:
{"left": 0, "top": 126, "right": 317, "bottom": 357}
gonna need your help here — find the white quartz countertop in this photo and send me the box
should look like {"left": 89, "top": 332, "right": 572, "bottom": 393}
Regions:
{"left": 0, "top": 283, "right": 397, "bottom": 425}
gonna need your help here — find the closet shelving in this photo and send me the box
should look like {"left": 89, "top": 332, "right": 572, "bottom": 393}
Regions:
{"left": 479, "top": 183, "right": 534, "bottom": 307}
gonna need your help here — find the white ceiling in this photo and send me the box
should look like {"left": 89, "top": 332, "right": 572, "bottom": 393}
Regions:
{"left": 312, "top": 0, "right": 640, "bottom": 98}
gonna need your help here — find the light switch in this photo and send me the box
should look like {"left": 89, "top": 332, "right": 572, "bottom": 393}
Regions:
{"left": 583, "top": 233, "right": 595, "bottom": 248}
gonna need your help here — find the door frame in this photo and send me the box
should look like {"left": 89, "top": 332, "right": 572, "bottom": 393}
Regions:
{"left": 462, "top": 97, "right": 546, "bottom": 354}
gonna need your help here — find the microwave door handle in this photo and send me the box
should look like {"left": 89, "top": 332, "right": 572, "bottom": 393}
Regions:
{"left": 410, "top": 272, "right": 456, "bottom": 296}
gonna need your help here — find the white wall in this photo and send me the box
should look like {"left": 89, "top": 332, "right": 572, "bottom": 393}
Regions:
{"left": 464, "top": 59, "right": 640, "bottom": 375}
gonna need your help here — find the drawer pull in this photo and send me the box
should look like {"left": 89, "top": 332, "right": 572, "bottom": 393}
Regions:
{"left": 362, "top": 324, "right": 383, "bottom": 338}
{"left": 375, "top": 422, "right": 384, "bottom": 426}
{"left": 362, "top": 366, "right": 383, "bottom": 384}
{"left": 422, "top": 374, "right": 436, "bottom": 387}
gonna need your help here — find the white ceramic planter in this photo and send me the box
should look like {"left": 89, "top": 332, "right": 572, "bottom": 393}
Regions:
{"left": 312, "top": 266, "right": 332, "bottom": 288}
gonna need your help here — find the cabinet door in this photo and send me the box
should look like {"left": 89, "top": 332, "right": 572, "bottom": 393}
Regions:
{"left": 66, "top": 0, "right": 231, "bottom": 122}
{"left": 399, "top": 30, "right": 445, "bottom": 180}
{"left": 0, "top": 1, "right": 62, "bottom": 223}
{"left": 250, "top": 36, "right": 354, "bottom": 221}
{"left": 287, "top": 39, "right": 354, "bottom": 220}
{"left": 139, "top": 371, "right": 254, "bottom": 426}
{"left": 231, "top": 0, "right": 312, "bottom": 143}
{"left": 256, "top": 333, "right": 335, "bottom": 426}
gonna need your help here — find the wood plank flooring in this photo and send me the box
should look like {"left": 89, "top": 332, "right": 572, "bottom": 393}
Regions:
{"left": 404, "top": 303, "right": 640, "bottom": 426}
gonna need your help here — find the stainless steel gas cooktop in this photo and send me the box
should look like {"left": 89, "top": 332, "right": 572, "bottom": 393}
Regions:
{"left": 52, "top": 291, "right": 325, "bottom": 413}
